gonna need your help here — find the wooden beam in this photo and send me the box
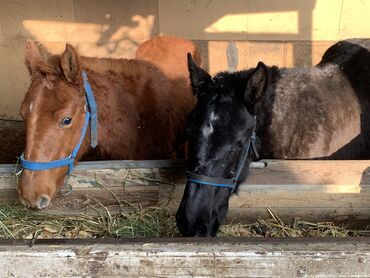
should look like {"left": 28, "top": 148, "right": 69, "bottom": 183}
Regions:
{"left": 0, "top": 167, "right": 163, "bottom": 215}
{"left": 160, "top": 160, "right": 370, "bottom": 226}
{"left": 0, "top": 160, "right": 264, "bottom": 216}
{"left": 1, "top": 160, "right": 370, "bottom": 226}
{"left": 0, "top": 159, "right": 266, "bottom": 173}
{"left": 1, "top": 238, "right": 370, "bottom": 277}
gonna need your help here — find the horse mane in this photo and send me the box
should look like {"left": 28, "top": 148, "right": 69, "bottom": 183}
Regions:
{"left": 33, "top": 54, "right": 160, "bottom": 82}
{"left": 34, "top": 55, "right": 63, "bottom": 76}
{"left": 210, "top": 66, "right": 281, "bottom": 99}
{"left": 81, "top": 56, "right": 158, "bottom": 77}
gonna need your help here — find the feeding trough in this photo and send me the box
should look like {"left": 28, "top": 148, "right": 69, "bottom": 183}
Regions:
{"left": 2, "top": 159, "right": 370, "bottom": 226}
{"left": 1, "top": 159, "right": 370, "bottom": 277}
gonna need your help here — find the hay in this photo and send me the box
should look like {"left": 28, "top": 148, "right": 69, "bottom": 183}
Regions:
{"left": 0, "top": 204, "right": 178, "bottom": 239}
{"left": 1, "top": 204, "right": 370, "bottom": 239}
{"left": 219, "top": 207, "right": 370, "bottom": 238}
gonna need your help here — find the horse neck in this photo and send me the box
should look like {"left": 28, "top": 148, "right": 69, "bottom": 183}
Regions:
{"left": 253, "top": 66, "right": 281, "bottom": 157}
{"left": 82, "top": 58, "right": 137, "bottom": 159}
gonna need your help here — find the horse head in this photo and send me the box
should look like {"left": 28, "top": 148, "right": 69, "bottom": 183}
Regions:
{"left": 18, "top": 41, "right": 94, "bottom": 210}
{"left": 176, "top": 54, "right": 266, "bottom": 236}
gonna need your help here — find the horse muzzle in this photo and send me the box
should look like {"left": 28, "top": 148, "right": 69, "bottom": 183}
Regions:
{"left": 18, "top": 193, "right": 51, "bottom": 210}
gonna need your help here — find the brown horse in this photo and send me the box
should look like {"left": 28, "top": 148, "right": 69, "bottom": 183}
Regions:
{"left": 18, "top": 36, "right": 200, "bottom": 210}
{"left": 135, "top": 36, "right": 202, "bottom": 151}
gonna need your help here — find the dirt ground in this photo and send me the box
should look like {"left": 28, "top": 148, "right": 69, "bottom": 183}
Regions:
{"left": 0, "top": 119, "right": 25, "bottom": 163}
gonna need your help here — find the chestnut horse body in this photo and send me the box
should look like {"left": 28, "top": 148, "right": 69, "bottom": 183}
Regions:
{"left": 19, "top": 36, "right": 200, "bottom": 209}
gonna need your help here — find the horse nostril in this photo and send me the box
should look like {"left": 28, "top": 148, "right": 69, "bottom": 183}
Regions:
{"left": 38, "top": 195, "right": 50, "bottom": 209}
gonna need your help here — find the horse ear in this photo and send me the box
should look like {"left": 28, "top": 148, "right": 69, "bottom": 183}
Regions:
{"left": 25, "top": 40, "right": 42, "bottom": 74}
{"left": 187, "top": 53, "right": 211, "bottom": 96}
{"left": 61, "top": 44, "right": 81, "bottom": 84}
{"left": 245, "top": 61, "right": 268, "bottom": 105}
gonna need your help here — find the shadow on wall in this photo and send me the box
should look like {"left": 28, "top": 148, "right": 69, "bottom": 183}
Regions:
{"left": 0, "top": 0, "right": 318, "bottom": 162}
{"left": 158, "top": 0, "right": 317, "bottom": 71}
{"left": 0, "top": 0, "right": 161, "bottom": 120}
{"left": 0, "top": 0, "right": 319, "bottom": 118}
{"left": 10, "top": 0, "right": 318, "bottom": 69}
{"left": 19, "top": 0, "right": 159, "bottom": 58}
{"left": 0, "top": 0, "right": 161, "bottom": 162}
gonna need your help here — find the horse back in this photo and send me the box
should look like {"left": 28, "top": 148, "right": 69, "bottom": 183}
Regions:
{"left": 269, "top": 68, "right": 366, "bottom": 160}
{"left": 136, "top": 36, "right": 201, "bottom": 154}
{"left": 136, "top": 36, "right": 202, "bottom": 80}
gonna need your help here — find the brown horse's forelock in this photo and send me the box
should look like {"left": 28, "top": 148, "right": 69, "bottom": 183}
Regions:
{"left": 35, "top": 55, "right": 62, "bottom": 76}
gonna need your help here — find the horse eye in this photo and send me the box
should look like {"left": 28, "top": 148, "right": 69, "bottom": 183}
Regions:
{"left": 60, "top": 117, "right": 73, "bottom": 127}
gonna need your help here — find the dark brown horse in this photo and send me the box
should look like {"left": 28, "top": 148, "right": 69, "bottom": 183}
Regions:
{"left": 18, "top": 36, "right": 200, "bottom": 210}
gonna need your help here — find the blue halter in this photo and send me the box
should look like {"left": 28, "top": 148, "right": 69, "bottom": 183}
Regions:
{"left": 19, "top": 70, "right": 98, "bottom": 177}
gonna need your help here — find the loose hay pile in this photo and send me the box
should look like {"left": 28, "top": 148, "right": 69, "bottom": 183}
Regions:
{"left": 1, "top": 204, "right": 369, "bottom": 239}
{"left": 0, "top": 204, "right": 177, "bottom": 239}
{"left": 219, "top": 207, "right": 370, "bottom": 237}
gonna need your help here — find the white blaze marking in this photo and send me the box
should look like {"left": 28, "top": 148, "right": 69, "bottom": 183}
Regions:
{"left": 202, "top": 123, "right": 214, "bottom": 137}
{"left": 29, "top": 102, "right": 33, "bottom": 113}
{"left": 202, "top": 111, "right": 218, "bottom": 137}
{"left": 210, "top": 111, "right": 218, "bottom": 122}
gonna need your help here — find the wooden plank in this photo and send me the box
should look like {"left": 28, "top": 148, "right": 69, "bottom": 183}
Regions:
{"left": 2, "top": 236, "right": 370, "bottom": 245}
{"left": 0, "top": 167, "right": 171, "bottom": 190}
{"left": 225, "top": 207, "right": 370, "bottom": 227}
{"left": 0, "top": 160, "right": 265, "bottom": 173}
{"left": 1, "top": 167, "right": 165, "bottom": 215}
{"left": 250, "top": 160, "right": 370, "bottom": 186}
{"left": 1, "top": 238, "right": 370, "bottom": 277}
{"left": 2, "top": 160, "right": 370, "bottom": 225}
{"left": 160, "top": 160, "right": 370, "bottom": 225}
{"left": 1, "top": 187, "right": 158, "bottom": 216}
{"left": 0, "top": 160, "right": 264, "bottom": 216}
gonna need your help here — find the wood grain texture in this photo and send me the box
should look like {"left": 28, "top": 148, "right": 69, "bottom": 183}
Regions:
{"left": 160, "top": 160, "right": 370, "bottom": 225}
{"left": 1, "top": 160, "right": 370, "bottom": 225}
{"left": 1, "top": 238, "right": 370, "bottom": 277}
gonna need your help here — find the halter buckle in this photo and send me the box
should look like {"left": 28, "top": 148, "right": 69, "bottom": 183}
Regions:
{"left": 59, "top": 179, "right": 73, "bottom": 196}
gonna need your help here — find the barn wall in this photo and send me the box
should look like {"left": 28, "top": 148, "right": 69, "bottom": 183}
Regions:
{"left": 0, "top": 0, "right": 159, "bottom": 120}
{"left": 0, "top": 0, "right": 370, "bottom": 120}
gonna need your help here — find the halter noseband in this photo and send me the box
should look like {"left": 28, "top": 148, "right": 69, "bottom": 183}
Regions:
{"left": 187, "top": 126, "right": 259, "bottom": 193}
{"left": 19, "top": 70, "right": 98, "bottom": 193}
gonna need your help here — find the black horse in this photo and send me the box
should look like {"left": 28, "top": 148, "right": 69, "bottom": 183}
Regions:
{"left": 176, "top": 39, "right": 370, "bottom": 237}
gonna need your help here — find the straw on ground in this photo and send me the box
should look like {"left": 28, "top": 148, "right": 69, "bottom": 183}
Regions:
{"left": 1, "top": 203, "right": 369, "bottom": 239}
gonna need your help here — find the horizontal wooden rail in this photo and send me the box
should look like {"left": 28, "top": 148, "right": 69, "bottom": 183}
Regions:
{"left": 1, "top": 160, "right": 370, "bottom": 226}
{"left": 1, "top": 237, "right": 370, "bottom": 277}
